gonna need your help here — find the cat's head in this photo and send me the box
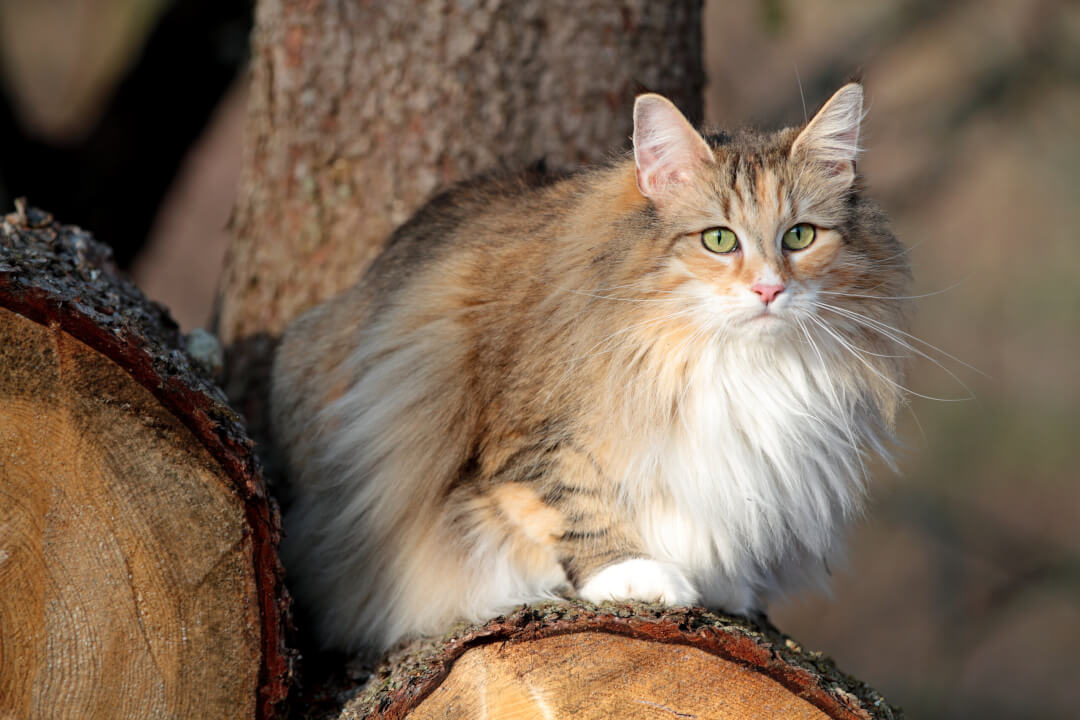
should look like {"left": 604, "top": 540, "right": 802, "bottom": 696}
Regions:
{"left": 630, "top": 84, "right": 909, "bottom": 348}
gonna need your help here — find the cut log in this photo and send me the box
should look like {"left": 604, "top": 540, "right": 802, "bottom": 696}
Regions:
{"left": 307, "top": 603, "right": 901, "bottom": 720}
{"left": 0, "top": 202, "right": 293, "bottom": 719}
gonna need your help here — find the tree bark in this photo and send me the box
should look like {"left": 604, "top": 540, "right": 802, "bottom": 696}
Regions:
{"left": 216, "top": 0, "right": 704, "bottom": 347}
{"left": 0, "top": 203, "right": 292, "bottom": 719}
{"left": 300, "top": 603, "right": 900, "bottom": 720}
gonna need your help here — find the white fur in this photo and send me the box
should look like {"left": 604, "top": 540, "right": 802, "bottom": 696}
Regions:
{"left": 578, "top": 558, "right": 700, "bottom": 605}
{"left": 629, "top": 334, "right": 884, "bottom": 612}
{"left": 603, "top": 259, "right": 894, "bottom": 612}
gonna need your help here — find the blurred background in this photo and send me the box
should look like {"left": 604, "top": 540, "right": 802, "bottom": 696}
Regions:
{"left": 1, "top": 1, "right": 1076, "bottom": 717}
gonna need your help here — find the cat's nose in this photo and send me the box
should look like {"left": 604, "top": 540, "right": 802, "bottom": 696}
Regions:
{"left": 751, "top": 283, "right": 785, "bottom": 305}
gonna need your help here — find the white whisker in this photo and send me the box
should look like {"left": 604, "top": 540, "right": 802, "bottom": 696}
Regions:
{"left": 813, "top": 301, "right": 984, "bottom": 380}
{"left": 818, "top": 280, "right": 964, "bottom": 302}
{"left": 805, "top": 314, "right": 966, "bottom": 403}
{"left": 906, "top": 403, "right": 928, "bottom": 449}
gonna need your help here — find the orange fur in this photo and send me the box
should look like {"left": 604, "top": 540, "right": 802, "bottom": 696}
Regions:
{"left": 491, "top": 484, "right": 566, "bottom": 546}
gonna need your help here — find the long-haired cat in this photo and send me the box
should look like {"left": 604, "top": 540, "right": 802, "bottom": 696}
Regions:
{"left": 271, "top": 82, "right": 911, "bottom": 654}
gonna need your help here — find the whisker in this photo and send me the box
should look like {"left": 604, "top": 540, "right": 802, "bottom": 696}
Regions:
{"left": 804, "top": 315, "right": 968, "bottom": 403}
{"left": 906, "top": 403, "right": 929, "bottom": 449}
{"left": 818, "top": 280, "right": 964, "bottom": 302}
{"left": 874, "top": 241, "right": 920, "bottom": 265}
{"left": 814, "top": 301, "right": 985, "bottom": 378}
{"left": 801, "top": 313, "right": 909, "bottom": 361}
{"left": 794, "top": 62, "right": 808, "bottom": 124}
{"left": 812, "top": 302, "right": 978, "bottom": 400}
{"left": 791, "top": 317, "right": 863, "bottom": 461}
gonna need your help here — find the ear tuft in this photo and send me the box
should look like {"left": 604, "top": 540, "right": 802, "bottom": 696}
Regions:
{"left": 633, "top": 94, "right": 714, "bottom": 199}
{"left": 791, "top": 83, "right": 863, "bottom": 184}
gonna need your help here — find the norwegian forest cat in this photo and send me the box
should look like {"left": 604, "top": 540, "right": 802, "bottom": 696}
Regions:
{"left": 271, "top": 82, "right": 911, "bottom": 654}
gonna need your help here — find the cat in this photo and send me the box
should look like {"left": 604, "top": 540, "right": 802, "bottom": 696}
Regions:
{"left": 270, "top": 82, "right": 911, "bottom": 654}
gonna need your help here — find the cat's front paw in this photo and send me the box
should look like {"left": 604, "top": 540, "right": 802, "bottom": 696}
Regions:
{"left": 577, "top": 558, "right": 699, "bottom": 606}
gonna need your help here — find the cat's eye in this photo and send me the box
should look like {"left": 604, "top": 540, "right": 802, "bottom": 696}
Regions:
{"left": 782, "top": 224, "right": 816, "bottom": 251}
{"left": 702, "top": 227, "right": 738, "bottom": 254}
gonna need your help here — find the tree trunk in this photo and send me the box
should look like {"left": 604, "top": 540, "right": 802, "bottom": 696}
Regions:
{"left": 0, "top": 203, "right": 292, "bottom": 719}
{"left": 302, "top": 603, "right": 900, "bottom": 720}
{"left": 215, "top": 0, "right": 704, "bottom": 432}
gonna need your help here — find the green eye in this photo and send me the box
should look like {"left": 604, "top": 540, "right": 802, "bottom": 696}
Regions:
{"left": 782, "top": 224, "right": 816, "bottom": 251}
{"left": 702, "top": 227, "right": 738, "bottom": 254}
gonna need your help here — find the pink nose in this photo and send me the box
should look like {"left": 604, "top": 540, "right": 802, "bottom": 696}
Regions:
{"left": 751, "top": 283, "right": 785, "bottom": 305}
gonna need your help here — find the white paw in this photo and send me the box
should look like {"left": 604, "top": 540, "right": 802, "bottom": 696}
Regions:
{"left": 577, "top": 559, "right": 699, "bottom": 606}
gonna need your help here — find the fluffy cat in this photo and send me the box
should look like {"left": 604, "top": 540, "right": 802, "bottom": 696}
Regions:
{"left": 271, "top": 82, "right": 911, "bottom": 654}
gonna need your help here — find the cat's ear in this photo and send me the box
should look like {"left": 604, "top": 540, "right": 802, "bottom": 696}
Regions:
{"left": 790, "top": 83, "right": 863, "bottom": 186}
{"left": 633, "top": 94, "right": 714, "bottom": 200}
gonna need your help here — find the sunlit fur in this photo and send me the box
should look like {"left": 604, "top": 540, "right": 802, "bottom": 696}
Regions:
{"left": 271, "top": 84, "right": 912, "bottom": 654}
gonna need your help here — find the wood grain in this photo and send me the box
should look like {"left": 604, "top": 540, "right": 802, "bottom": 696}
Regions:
{"left": 1, "top": 206, "right": 292, "bottom": 718}
{"left": 410, "top": 632, "right": 830, "bottom": 719}
{"left": 0, "top": 308, "right": 260, "bottom": 718}
{"left": 325, "top": 604, "right": 897, "bottom": 720}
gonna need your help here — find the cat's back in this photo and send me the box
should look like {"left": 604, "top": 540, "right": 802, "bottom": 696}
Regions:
{"left": 364, "top": 163, "right": 597, "bottom": 304}
{"left": 270, "top": 163, "right": 601, "bottom": 473}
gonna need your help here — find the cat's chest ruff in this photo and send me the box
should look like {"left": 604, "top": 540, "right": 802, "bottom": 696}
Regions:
{"left": 626, "top": 341, "right": 869, "bottom": 593}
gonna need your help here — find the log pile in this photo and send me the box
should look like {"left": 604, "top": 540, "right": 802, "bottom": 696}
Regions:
{"left": 0, "top": 203, "right": 292, "bottom": 719}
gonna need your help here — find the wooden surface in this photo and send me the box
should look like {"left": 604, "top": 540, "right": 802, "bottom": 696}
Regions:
{"left": 323, "top": 604, "right": 900, "bottom": 720}
{"left": 0, "top": 204, "right": 293, "bottom": 718}
{"left": 411, "top": 632, "right": 831, "bottom": 720}
{"left": 0, "top": 308, "right": 259, "bottom": 718}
